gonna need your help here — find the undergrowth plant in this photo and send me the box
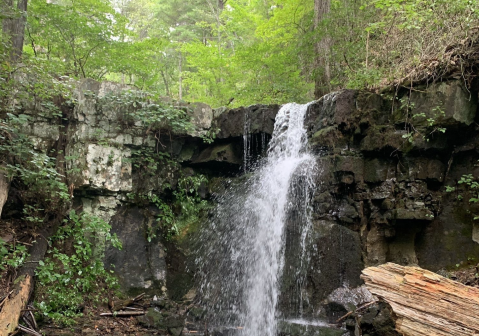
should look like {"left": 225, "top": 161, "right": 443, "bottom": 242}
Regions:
{"left": 98, "top": 90, "right": 195, "bottom": 134}
{"left": 130, "top": 146, "right": 174, "bottom": 176}
{"left": 0, "top": 238, "right": 29, "bottom": 273}
{"left": 0, "top": 113, "right": 70, "bottom": 225}
{"left": 446, "top": 172, "right": 479, "bottom": 220}
{"left": 35, "top": 210, "right": 122, "bottom": 326}
{"left": 399, "top": 97, "right": 447, "bottom": 144}
{"left": 127, "top": 174, "right": 209, "bottom": 241}
{"left": 173, "top": 174, "right": 209, "bottom": 233}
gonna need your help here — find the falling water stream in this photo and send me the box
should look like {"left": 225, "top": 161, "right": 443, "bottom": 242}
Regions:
{"left": 197, "top": 103, "right": 317, "bottom": 336}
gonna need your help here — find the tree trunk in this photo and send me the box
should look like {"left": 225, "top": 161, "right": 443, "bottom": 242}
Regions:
{"left": 160, "top": 70, "right": 170, "bottom": 97}
{"left": 0, "top": 166, "right": 9, "bottom": 218}
{"left": 178, "top": 55, "right": 183, "bottom": 101}
{"left": 313, "top": 0, "right": 331, "bottom": 99}
{"left": 361, "top": 263, "right": 479, "bottom": 336}
{"left": 2, "top": 0, "right": 28, "bottom": 62}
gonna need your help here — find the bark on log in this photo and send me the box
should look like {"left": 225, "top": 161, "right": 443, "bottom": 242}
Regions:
{"left": 361, "top": 263, "right": 479, "bottom": 336}
{"left": 0, "top": 275, "right": 31, "bottom": 335}
{"left": 0, "top": 223, "right": 58, "bottom": 336}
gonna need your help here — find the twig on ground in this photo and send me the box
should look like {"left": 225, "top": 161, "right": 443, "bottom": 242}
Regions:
{"left": 17, "top": 325, "right": 42, "bottom": 336}
{"left": 336, "top": 300, "right": 378, "bottom": 323}
{"left": 100, "top": 311, "right": 145, "bottom": 317}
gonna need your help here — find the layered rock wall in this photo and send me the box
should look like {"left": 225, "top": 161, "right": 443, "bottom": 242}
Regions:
{"left": 295, "top": 81, "right": 479, "bottom": 323}
{"left": 4, "top": 78, "right": 479, "bottom": 335}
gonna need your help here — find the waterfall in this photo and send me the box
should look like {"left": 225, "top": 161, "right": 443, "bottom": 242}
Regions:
{"left": 196, "top": 103, "right": 317, "bottom": 336}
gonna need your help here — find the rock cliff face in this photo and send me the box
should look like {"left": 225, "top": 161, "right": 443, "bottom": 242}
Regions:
{"left": 5, "top": 78, "right": 479, "bottom": 334}
{"left": 293, "top": 82, "right": 479, "bottom": 324}
{"left": 7, "top": 78, "right": 279, "bottom": 300}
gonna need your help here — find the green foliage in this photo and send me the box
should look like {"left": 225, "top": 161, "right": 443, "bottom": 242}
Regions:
{"left": 126, "top": 192, "right": 175, "bottom": 241}
{"left": 400, "top": 100, "right": 447, "bottom": 144}
{"left": 4, "top": 0, "right": 479, "bottom": 107}
{"left": 130, "top": 147, "right": 173, "bottom": 176}
{"left": 173, "top": 174, "right": 208, "bottom": 232}
{"left": 181, "top": 0, "right": 314, "bottom": 106}
{"left": 143, "top": 193, "right": 176, "bottom": 241}
{"left": 201, "top": 127, "right": 220, "bottom": 144}
{"left": 0, "top": 114, "right": 70, "bottom": 224}
{"left": 458, "top": 174, "right": 479, "bottom": 211}
{"left": 0, "top": 238, "right": 29, "bottom": 272}
{"left": 446, "top": 172, "right": 479, "bottom": 218}
{"left": 27, "top": 0, "right": 127, "bottom": 79}
{"left": 98, "top": 90, "right": 195, "bottom": 134}
{"left": 35, "top": 210, "right": 122, "bottom": 326}
{"left": 126, "top": 174, "right": 208, "bottom": 241}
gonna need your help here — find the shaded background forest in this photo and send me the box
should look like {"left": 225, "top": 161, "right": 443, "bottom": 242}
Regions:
{"left": 1, "top": 0, "right": 478, "bottom": 108}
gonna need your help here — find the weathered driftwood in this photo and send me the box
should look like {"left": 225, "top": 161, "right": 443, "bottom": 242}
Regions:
{"left": 361, "top": 263, "right": 479, "bottom": 336}
{"left": 0, "top": 275, "right": 32, "bottom": 335}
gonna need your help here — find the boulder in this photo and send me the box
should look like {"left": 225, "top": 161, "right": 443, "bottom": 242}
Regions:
{"left": 138, "top": 307, "right": 185, "bottom": 331}
{"left": 302, "top": 221, "right": 364, "bottom": 317}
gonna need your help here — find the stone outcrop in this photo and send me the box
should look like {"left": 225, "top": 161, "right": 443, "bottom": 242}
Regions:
{"left": 362, "top": 263, "right": 479, "bottom": 336}
{"left": 4, "top": 77, "right": 479, "bottom": 335}
{"left": 276, "top": 80, "right": 479, "bottom": 326}
{"left": 213, "top": 104, "right": 279, "bottom": 139}
{"left": 303, "top": 82, "right": 479, "bottom": 272}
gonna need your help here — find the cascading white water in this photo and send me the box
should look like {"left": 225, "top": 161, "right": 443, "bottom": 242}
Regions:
{"left": 196, "top": 102, "right": 316, "bottom": 336}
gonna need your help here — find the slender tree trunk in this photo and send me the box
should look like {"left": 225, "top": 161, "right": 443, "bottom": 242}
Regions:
{"left": 1, "top": 0, "right": 15, "bottom": 35}
{"left": 178, "top": 54, "right": 183, "bottom": 101}
{"left": 0, "top": 165, "right": 9, "bottom": 218}
{"left": 313, "top": 0, "right": 331, "bottom": 99}
{"left": 160, "top": 70, "right": 170, "bottom": 97}
{"left": 2, "top": 0, "right": 28, "bottom": 62}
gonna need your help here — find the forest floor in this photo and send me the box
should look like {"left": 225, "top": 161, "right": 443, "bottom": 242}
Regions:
{"left": 39, "top": 312, "right": 165, "bottom": 336}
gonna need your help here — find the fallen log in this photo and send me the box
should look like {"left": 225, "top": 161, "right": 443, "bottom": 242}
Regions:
{"left": 361, "top": 263, "right": 479, "bottom": 336}
{"left": 0, "top": 275, "right": 31, "bottom": 335}
{"left": 0, "top": 222, "right": 58, "bottom": 336}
